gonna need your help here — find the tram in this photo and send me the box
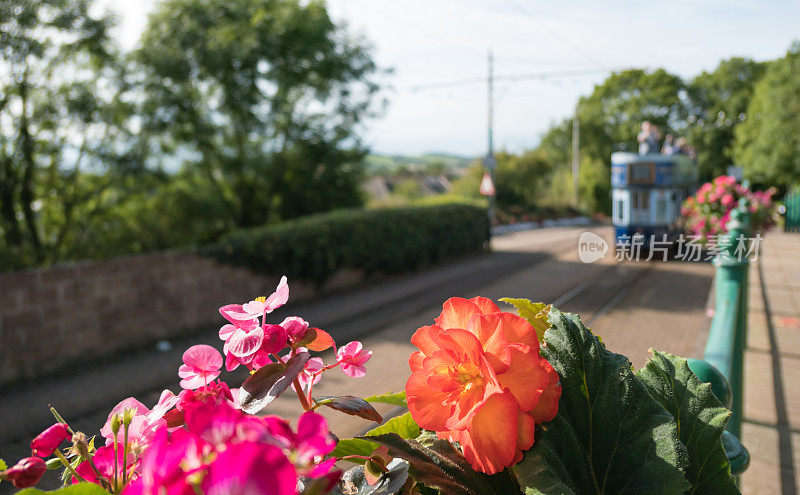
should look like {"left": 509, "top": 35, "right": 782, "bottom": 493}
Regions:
{"left": 611, "top": 152, "right": 697, "bottom": 244}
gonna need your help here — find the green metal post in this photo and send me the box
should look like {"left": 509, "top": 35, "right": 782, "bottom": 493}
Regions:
{"left": 708, "top": 199, "right": 750, "bottom": 436}
{"left": 688, "top": 197, "right": 752, "bottom": 476}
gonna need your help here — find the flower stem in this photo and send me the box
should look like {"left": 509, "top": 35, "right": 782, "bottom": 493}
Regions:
{"left": 52, "top": 449, "right": 87, "bottom": 483}
{"left": 292, "top": 377, "right": 312, "bottom": 411}
{"left": 121, "top": 423, "right": 129, "bottom": 486}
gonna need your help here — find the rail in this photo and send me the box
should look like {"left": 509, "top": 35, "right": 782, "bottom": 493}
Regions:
{"left": 687, "top": 197, "right": 752, "bottom": 478}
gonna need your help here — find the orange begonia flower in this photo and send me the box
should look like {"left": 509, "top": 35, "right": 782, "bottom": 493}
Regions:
{"left": 406, "top": 297, "right": 561, "bottom": 474}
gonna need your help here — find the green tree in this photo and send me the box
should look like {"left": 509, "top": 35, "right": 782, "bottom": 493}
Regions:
{"left": 578, "top": 69, "right": 686, "bottom": 160}
{"left": 535, "top": 69, "right": 685, "bottom": 214}
{"left": 686, "top": 57, "right": 767, "bottom": 180}
{"left": 453, "top": 150, "right": 553, "bottom": 210}
{"left": 0, "top": 0, "right": 126, "bottom": 266}
{"left": 135, "top": 0, "right": 382, "bottom": 229}
{"left": 734, "top": 44, "right": 800, "bottom": 188}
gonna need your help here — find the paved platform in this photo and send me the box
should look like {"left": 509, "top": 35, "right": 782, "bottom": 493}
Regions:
{"left": 741, "top": 231, "right": 800, "bottom": 495}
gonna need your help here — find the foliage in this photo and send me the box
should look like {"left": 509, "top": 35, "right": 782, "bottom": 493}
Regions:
{"left": 685, "top": 58, "right": 767, "bottom": 181}
{"left": 636, "top": 351, "right": 738, "bottom": 493}
{"left": 514, "top": 307, "right": 691, "bottom": 494}
{"left": 452, "top": 151, "right": 553, "bottom": 211}
{"left": 16, "top": 484, "right": 109, "bottom": 494}
{"left": 733, "top": 45, "right": 800, "bottom": 189}
{"left": 680, "top": 175, "right": 776, "bottom": 242}
{"left": 135, "top": 0, "right": 382, "bottom": 229}
{"left": 199, "top": 202, "right": 489, "bottom": 287}
{"left": 0, "top": 0, "right": 133, "bottom": 265}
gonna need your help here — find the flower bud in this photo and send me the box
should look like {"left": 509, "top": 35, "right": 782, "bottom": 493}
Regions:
{"left": 30, "top": 423, "right": 70, "bottom": 457}
{"left": 122, "top": 407, "right": 135, "bottom": 426}
{"left": 110, "top": 413, "right": 122, "bottom": 436}
{"left": 1, "top": 457, "right": 46, "bottom": 488}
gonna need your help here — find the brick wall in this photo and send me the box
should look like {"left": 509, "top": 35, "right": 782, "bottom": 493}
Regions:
{"left": 0, "top": 251, "right": 322, "bottom": 386}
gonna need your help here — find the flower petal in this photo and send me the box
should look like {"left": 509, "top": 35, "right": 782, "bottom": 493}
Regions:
{"left": 530, "top": 358, "right": 561, "bottom": 423}
{"left": 496, "top": 345, "right": 549, "bottom": 411}
{"left": 435, "top": 297, "right": 481, "bottom": 330}
{"left": 457, "top": 391, "right": 518, "bottom": 475}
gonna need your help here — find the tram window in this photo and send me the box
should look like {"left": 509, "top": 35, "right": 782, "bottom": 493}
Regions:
{"left": 615, "top": 199, "right": 624, "bottom": 223}
{"left": 656, "top": 198, "right": 667, "bottom": 222}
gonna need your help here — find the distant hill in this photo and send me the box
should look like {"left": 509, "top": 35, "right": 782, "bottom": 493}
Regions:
{"left": 364, "top": 153, "right": 476, "bottom": 176}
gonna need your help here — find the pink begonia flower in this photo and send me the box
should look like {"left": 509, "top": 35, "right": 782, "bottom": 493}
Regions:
{"left": 260, "top": 412, "right": 336, "bottom": 476}
{"left": 221, "top": 324, "right": 265, "bottom": 371}
{"left": 281, "top": 348, "right": 323, "bottom": 393}
{"left": 202, "top": 441, "right": 296, "bottom": 495}
{"left": 73, "top": 445, "right": 135, "bottom": 485}
{"left": 262, "top": 324, "right": 289, "bottom": 354}
{"left": 1, "top": 457, "right": 46, "bottom": 488}
{"left": 31, "top": 422, "right": 70, "bottom": 457}
{"left": 100, "top": 392, "right": 177, "bottom": 447}
{"left": 337, "top": 341, "right": 372, "bottom": 378}
{"left": 280, "top": 316, "right": 309, "bottom": 339}
{"left": 178, "top": 381, "right": 234, "bottom": 409}
{"left": 183, "top": 400, "right": 250, "bottom": 448}
{"left": 239, "top": 276, "right": 290, "bottom": 319}
{"left": 179, "top": 345, "right": 223, "bottom": 390}
{"left": 122, "top": 428, "right": 203, "bottom": 495}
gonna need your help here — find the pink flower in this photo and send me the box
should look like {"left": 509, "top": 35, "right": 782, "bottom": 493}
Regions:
{"left": 337, "top": 341, "right": 372, "bottom": 378}
{"left": 100, "top": 394, "right": 176, "bottom": 448}
{"left": 239, "top": 276, "right": 290, "bottom": 319}
{"left": 262, "top": 324, "right": 289, "bottom": 354}
{"left": 179, "top": 345, "right": 223, "bottom": 390}
{"left": 721, "top": 193, "right": 735, "bottom": 208}
{"left": 202, "top": 441, "right": 296, "bottom": 495}
{"left": 260, "top": 412, "right": 336, "bottom": 475}
{"left": 220, "top": 322, "right": 265, "bottom": 372}
{"left": 1, "top": 457, "right": 46, "bottom": 488}
{"left": 123, "top": 428, "right": 203, "bottom": 495}
{"left": 280, "top": 316, "right": 309, "bottom": 339}
{"left": 31, "top": 422, "right": 70, "bottom": 457}
{"left": 73, "top": 445, "right": 132, "bottom": 485}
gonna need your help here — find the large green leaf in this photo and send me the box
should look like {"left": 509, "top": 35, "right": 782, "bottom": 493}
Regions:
{"left": 333, "top": 412, "right": 421, "bottom": 460}
{"left": 635, "top": 350, "right": 738, "bottom": 494}
{"left": 17, "top": 483, "right": 110, "bottom": 494}
{"left": 514, "top": 307, "right": 690, "bottom": 494}
{"left": 364, "top": 391, "right": 407, "bottom": 407}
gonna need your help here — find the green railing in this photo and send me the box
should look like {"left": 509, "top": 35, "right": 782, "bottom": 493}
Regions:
{"left": 687, "top": 198, "right": 752, "bottom": 478}
{"left": 785, "top": 187, "right": 800, "bottom": 233}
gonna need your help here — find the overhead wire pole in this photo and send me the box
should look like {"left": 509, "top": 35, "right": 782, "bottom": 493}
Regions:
{"left": 485, "top": 50, "right": 496, "bottom": 235}
{"left": 572, "top": 103, "right": 579, "bottom": 207}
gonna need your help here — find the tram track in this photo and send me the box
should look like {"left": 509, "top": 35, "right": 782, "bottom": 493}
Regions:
{"left": 549, "top": 261, "right": 656, "bottom": 327}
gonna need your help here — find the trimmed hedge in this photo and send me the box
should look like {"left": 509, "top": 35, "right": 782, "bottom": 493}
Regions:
{"left": 198, "top": 202, "right": 489, "bottom": 287}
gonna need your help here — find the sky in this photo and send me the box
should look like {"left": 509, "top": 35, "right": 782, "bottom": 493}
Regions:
{"left": 100, "top": 0, "right": 800, "bottom": 157}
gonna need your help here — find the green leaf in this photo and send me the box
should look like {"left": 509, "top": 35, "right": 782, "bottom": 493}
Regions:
{"left": 16, "top": 483, "right": 110, "bottom": 494}
{"left": 364, "top": 391, "right": 407, "bottom": 407}
{"left": 314, "top": 395, "right": 383, "bottom": 423}
{"left": 332, "top": 412, "right": 420, "bottom": 460}
{"left": 636, "top": 350, "right": 738, "bottom": 494}
{"left": 360, "top": 433, "right": 493, "bottom": 495}
{"left": 514, "top": 307, "right": 690, "bottom": 495}
{"left": 0, "top": 458, "right": 6, "bottom": 471}
{"left": 499, "top": 298, "right": 550, "bottom": 342}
